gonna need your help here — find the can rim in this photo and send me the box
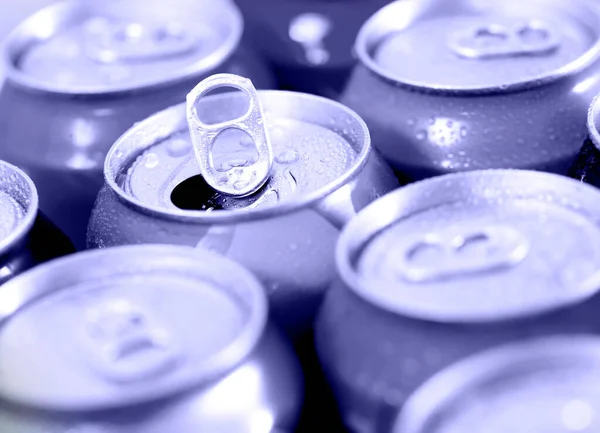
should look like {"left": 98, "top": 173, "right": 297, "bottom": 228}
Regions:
{"left": 0, "top": 160, "right": 38, "bottom": 257}
{"left": 354, "top": 0, "right": 600, "bottom": 94}
{"left": 587, "top": 91, "right": 600, "bottom": 149}
{"left": 336, "top": 169, "right": 600, "bottom": 323}
{"left": 2, "top": 0, "right": 244, "bottom": 96}
{"left": 0, "top": 244, "right": 269, "bottom": 411}
{"left": 103, "top": 90, "right": 372, "bottom": 224}
{"left": 393, "top": 334, "right": 600, "bottom": 433}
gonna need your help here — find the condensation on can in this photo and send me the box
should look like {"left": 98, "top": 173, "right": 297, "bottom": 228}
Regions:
{"left": 87, "top": 89, "right": 399, "bottom": 339}
{"left": 315, "top": 169, "right": 600, "bottom": 433}
{"left": 394, "top": 335, "right": 600, "bottom": 433}
{"left": 341, "top": 0, "right": 600, "bottom": 181}
{"left": 0, "top": 0, "right": 274, "bottom": 250}
{"left": 0, "top": 159, "right": 73, "bottom": 285}
{"left": 0, "top": 244, "right": 303, "bottom": 433}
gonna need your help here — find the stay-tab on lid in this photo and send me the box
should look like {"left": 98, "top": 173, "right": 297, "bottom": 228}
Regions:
{"left": 337, "top": 169, "right": 600, "bottom": 323}
{"left": 0, "top": 160, "right": 38, "bottom": 255}
{"left": 0, "top": 244, "right": 267, "bottom": 411}
{"left": 356, "top": 0, "right": 600, "bottom": 92}
{"left": 3, "top": 0, "right": 243, "bottom": 95}
{"left": 394, "top": 335, "right": 600, "bottom": 433}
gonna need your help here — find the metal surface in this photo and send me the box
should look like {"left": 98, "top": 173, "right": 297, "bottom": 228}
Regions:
{"left": 315, "top": 169, "right": 600, "bottom": 433}
{"left": 0, "top": 0, "right": 273, "bottom": 251}
{"left": 186, "top": 74, "right": 274, "bottom": 197}
{"left": 394, "top": 335, "right": 600, "bottom": 433}
{"left": 234, "top": 0, "right": 391, "bottom": 97}
{"left": 88, "top": 89, "right": 399, "bottom": 338}
{"left": 341, "top": 0, "right": 600, "bottom": 180}
{"left": 0, "top": 160, "right": 73, "bottom": 285}
{"left": 0, "top": 245, "right": 303, "bottom": 432}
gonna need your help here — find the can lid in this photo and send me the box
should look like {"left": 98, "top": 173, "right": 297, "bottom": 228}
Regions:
{"left": 105, "top": 90, "right": 372, "bottom": 224}
{"left": 3, "top": 0, "right": 243, "bottom": 95}
{"left": 0, "top": 244, "right": 267, "bottom": 411}
{"left": 356, "top": 0, "right": 600, "bottom": 92}
{"left": 338, "top": 169, "right": 600, "bottom": 323}
{"left": 394, "top": 335, "right": 600, "bottom": 433}
{"left": 0, "top": 160, "right": 38, "bottom": 256}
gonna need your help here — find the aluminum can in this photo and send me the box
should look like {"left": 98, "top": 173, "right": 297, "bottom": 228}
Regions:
{"left": 0, "top": 159, "right": 73, "bottom": 285}
{"left": 394, "top": 335, "right": 600, "bottom": 433}
{"left": 340, "top": 0, "right": 600, "bottom": 182}
{"left": 568, "top": 91, "right": 600, "bottom": 186}
{"left": 315, "top": 169, "right": 600, "bottom": 433}
{"left": 0, "top": 0, "right": 274, "bottom": 251}
{"left": 0, "top": 244, "right": 303, "bottom": 432}
{"left": 234, "top": 0, "right": 391, "bottom": 98}
{"left": 87, "top": 89, "right": 399, "bottom": 339}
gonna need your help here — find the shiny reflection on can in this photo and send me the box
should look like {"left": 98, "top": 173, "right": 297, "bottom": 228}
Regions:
{"left": 341, "top": 0, "right": 600, "bottom": 182}
{"left": 0, "top": 159, "right": 73, "bottom": 285}
{"left": 394, "top": 335, "right": 600, "bottom": 433}
{"left": 87, "top": 89, "right": 399, "bottom": 338}
{"left": 0, "top": 244, "right": 303, "bottom": 432}
{"left": 316, "top": 169, "right": 600, "bottom": 433}
{"left": 0, "top": 0, "right": 274, "bottom": 250}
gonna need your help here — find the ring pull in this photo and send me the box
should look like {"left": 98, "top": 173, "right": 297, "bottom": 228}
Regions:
{"left": 84, "top": 19, "right": 199, "bottom": 63}
{"left": 186, "top": 73, "right": 274, "bottom": 197}
{"left": 448, "top": 20, "right": 561, "bottom": 60}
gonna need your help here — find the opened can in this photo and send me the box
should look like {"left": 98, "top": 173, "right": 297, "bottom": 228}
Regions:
{"left": 87, "top": 85, "right": 398, "bottom": 338}
{"left": 341, "top": 0, "right": 600, "bottom": 182}
{"left": 235, "top": 0, "right": 391, "bottom": 98}
{"left": 394, "top": 335, "right": 600, "bottom": 433}
{"left": 316, "top": 169, "right": 600, "bottom": 433}
{"left": 0, "top": 0, "right": 273, "bottom": 250}
{"left": 0, "top": 244, "right": 303, "bottom": 432}
{"left": 0, "top": 159, "right": 73, "bottom": 285}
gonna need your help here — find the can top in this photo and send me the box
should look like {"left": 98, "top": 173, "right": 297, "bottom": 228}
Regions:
{"left": 356, "top": 0, "right": 600, "bottom": 92}
{"left": 338, "top": 169, "right": 600, "bottom": 323}
{"left": 394, "top": 335, "right": 600, "bottom": 433}
{"left": 3, "top": 0, "right": 243, "bottom": 95}
{"left": 0, "top": 160, "right": 38, "bottom": 256}
{"left": 0, "top": 244, "right": 267, "bottom": 411}
{"left": 106, "top": 90, "right": 371, "bottom": 224}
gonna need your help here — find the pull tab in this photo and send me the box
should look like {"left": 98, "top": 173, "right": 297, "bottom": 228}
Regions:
{"left": 186, "top": 74, "right": 274, "bottom": 197}
{"left": 289, "top": 13, "right": 332, "bottom": 65}
{"left": 84, "top": 18, "right": 199, "bottom": 63}
{"left": 394, "top": 225, "right": 530, "bottom": 283}
{"left": 448, "top": 21, "right": 561, "bottom": 60}
{"left": 83, "top": 299, "right": 179, "bottom": 383}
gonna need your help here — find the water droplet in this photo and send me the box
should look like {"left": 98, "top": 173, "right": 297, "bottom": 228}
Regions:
{"left": 275, "top": 149, "right": 300, "bottom": 164}
{"left": 416, "top": 130, "right": 426, "bottom": 140}
{"left": 233, "top": 179, "right": 250, "bottom": 190}
{"left": 144, "top": 153, "right": 160, "bottom": 169}
{"left": 167, "top": 139, "right": 190, "bottom": 157}
{"left": 218, "top": 158, "right": 250, "bottom": 172}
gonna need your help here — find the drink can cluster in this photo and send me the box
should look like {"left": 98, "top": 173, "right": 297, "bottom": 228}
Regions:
{"left": 3, "top": 0, "right": 600, "bottom": 432}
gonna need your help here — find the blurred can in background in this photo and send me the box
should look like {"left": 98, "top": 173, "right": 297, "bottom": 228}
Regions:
{"left": 316, "top": 169, "right": 600, "bottom": 433}
{"left": 0, "top": 0, "right": 273, "bottom": 250}
{"left": 234, "top": 0, "right": 391, "bottom": 98}
{"left": 341, "top": 0, "right": 600, "bottom": 182}
{"left": 0, "top": 244, "right": 303, "bottom": 433}
{"left": 0, "top": 159, "right": 73, "bottom": 285}
{"left": 394, "top": 335, "right": 600, "bottom": 433}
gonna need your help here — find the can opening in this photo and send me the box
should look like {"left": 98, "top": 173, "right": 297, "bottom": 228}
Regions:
{"left": 170, "top": 174, "right": 224, "bottom": 211}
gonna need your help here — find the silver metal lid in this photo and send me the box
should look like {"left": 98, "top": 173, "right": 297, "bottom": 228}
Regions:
{"left": 338, "top": 169, "right": 600, "bottom": 323}
{"left": 0, "top": 244, "right": 267, "bottom": 411}
{"left": 356, "top": 0, "right": 600, "bottom": 92}
{"left": 106, "top": 90, "right": 370, "bottom": 224}
{"left": 0, "top": 160, "right": 38, "bottom": 256}
{"left": 3, "top": 0, "right": 243, "bottom": 95}
{"left": 394, "top": 335, "right": 600, "bottom": 433}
